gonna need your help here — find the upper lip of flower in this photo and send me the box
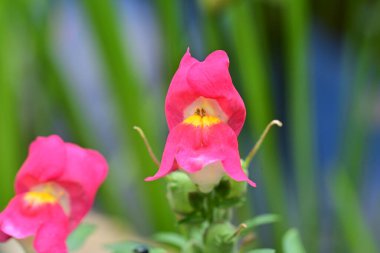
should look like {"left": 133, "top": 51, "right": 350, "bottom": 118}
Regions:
{"left": 165, "top": 49, "right": 246, "bottom": 135}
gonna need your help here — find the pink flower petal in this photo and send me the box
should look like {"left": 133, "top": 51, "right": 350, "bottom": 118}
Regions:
{"left": 34, "top": 209, "right": 69, "bottom": 253}
{"left": 187, "top": 50, "right": 246, "bottom": 135}
{"left": 58, "top": 143, "right": 108, "bottom": 230}
{"left": 165, "top": 49, "right": 199, "bottom": 130}
{"left": 15, "top": 135, "right": 66, "bottom": 193}
{"left": 145, "top": 124, "right": 183, "bottom": 181}
{"left": 0, "top": 194, "right": 69, "bottom": 246}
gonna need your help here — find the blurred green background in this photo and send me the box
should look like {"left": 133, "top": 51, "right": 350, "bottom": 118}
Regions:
{"left": 0, "top": 0, "right": 379, "bottom": 252}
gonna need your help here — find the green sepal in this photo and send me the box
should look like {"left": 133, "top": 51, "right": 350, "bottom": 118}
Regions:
{"left": 166, "top": 171, "right": 198, "bottom": 214}
{"left": 217, "top": 196, "right": 246, "bottom": 208}
{"left": 214, "top": 160, "right": 248, "bottom": 201}
{"left": 177, "top": 212, "right": 204, "bottom": 225}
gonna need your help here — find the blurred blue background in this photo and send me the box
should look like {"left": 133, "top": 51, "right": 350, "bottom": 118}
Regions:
{"left": 0, "top": 0, "right": 379, "bottom": 252}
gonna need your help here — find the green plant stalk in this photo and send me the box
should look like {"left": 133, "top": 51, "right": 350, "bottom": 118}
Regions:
{"left": 154, "top": 0, "right": 185, "bottom": 80}
{"left": 339, "top": 0, "right": 380, "bottom": 186}
{"left": 330, "top": 170, "right": 378, "bottom": 253}
{"left": 0, "top": 0, "right": 21, "bottom": 208}
{"left": 81, "top": 0, "right": 174, "bottom": 231}
{"left": 335, "top": 2, "right": 380, "bottom": 251}
{"left": 282, "top": 0, "right": 317, "bottom": 249}
{"left": 228, "top": 0, "right": 287, "bottom": 235}
{"left": 203, "top": 11, "right": 224, "bottom": 52}
{"left": 340, "top": 41, "right": 372, "bottom": 184}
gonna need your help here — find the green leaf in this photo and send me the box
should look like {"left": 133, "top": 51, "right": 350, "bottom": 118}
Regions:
{"left": 150, "top": 249, "right": 167, "bottom": 253}
{"left": 247, "top": 249, "right": 276, "bottom": 253}
{"left": 106, "top": 241, "right": 140, "bottom": 252}
{"left": 282, "top": 228, "right": 306, "bottom": 253}
{"left": 240, "top": 214, "right": 279, "bottom": 236}
{"left": 153, "top": 232, "right": 186, "bottom": 249}
{"left": 67, "top": 223, "right": 96, "bottom": 251}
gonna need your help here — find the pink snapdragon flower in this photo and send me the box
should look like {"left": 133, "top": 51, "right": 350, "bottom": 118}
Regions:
{"left": 146, "top": 49, "right": 256, "bottom": 192}
{"left": 0, "top": 135, "right": 108, "bottom": 253}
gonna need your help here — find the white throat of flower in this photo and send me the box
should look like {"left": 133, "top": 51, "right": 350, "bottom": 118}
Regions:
{"left": 183, "top": 97, "right": 228, "bottom": 122}
{"left": 187, "top": 161, "right": 225, "bottom": 193}
{"left": 24, "top": 182, "right": 70, "bottom": 215}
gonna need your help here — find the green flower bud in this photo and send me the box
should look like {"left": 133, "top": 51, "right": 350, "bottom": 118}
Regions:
{"left": 204, "top": 222, "right": 237, "bottom": 253}
{"left": 226, "top": 160, "right": 248, "bottom": 199}
{"left": 214, "top": 160, "right": 248, "bottom": 202}
{"left": 166, "top": 171, "right": 198, "bottom": 214}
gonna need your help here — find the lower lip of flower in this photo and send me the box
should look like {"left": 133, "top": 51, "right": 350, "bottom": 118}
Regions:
{"left": 23, "top": 183, "right": 70, "bottom": 215}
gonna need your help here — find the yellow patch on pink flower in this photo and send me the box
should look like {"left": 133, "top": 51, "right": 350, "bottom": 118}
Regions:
{"left": 24, "top": 191, "right": 58, "bottom": 205}
{"left": 23, "top": 183, "right": 69, "bottom": 214}
{"left": 183, "top": 114, "right": 221, "bottom": 127}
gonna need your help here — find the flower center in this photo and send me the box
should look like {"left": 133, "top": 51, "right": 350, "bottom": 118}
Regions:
{"left": 24, "top": 191, "right": 57, "bottom": 205}
{"left": 183, "top": 97, "right": 227, "bottom": 122}
{"left": 23, "top": 183, "right": 70, "bottom": 214}
{"left": 183, "top": 97, "right": 227, "bottom": 127}
{"left": 183, "top": 108, "right": 221, "bottom": 127}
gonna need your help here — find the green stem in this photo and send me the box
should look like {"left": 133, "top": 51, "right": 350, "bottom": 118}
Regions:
{"left": 154, "top": 0, "right": 185, "bottom": 82}
{"left": 80, "top": 0, "right": 174, "bottom": 231}
{"left": 330, "top": 170, "right": 378, "bottom": 253}
{"left": 282, "top": 0, "right": 317, "bottom": 249}
{"left": 228, "top": 0, "right": 287, "bottom": 244}
{"left": 0, "top": 0, "right": 21, "bottom": 208}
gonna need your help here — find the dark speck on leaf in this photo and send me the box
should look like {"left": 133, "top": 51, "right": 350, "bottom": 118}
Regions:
{"left": 133, "top": 245, "right": 149, "bottom": 253}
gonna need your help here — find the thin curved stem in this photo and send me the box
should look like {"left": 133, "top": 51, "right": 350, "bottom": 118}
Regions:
{"left": 133, "top": 126, "right": 160, "bottom": 167}
{"left": 226, "top": 223, "right": 247, "bottom": 243}
{"left": 244, "top": 120, "right": 283, "bottom": 170}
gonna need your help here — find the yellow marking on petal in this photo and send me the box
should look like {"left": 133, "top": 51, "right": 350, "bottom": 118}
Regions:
{"left": 183, "top": 114, "right": 221, "bottom": 127}
{"left": 24, "top": 191, "right": 58, "bottom": 206}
